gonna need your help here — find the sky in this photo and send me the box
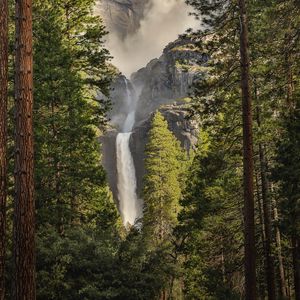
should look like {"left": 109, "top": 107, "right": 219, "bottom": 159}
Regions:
{"left": 104, "top": 0, "right": 198, "bottom": 78}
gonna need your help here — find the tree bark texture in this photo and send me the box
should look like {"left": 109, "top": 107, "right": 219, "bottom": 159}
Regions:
{"left": 13, "top": 0, "right": 36, "bottom": 299}
{"left": 0, "top": 0, "right": 8, "bottom": 298}
{"left": 238, "top": 0, "right": 256, "bottom": 299}
{"left": 272, "top": 196, "right": 288, "bottom": 298}
{"left": 256, "top": 106, "right": 276, "bottom": 300}
{"left": 292, "top": 236, "right": 300, "bottom": 300}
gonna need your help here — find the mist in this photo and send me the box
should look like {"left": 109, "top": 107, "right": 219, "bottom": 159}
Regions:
{"left": 105, "top": 0, "right": 198, "bottom": 77}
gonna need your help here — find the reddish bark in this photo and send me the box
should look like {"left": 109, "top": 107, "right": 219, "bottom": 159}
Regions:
{"left": 13, "top": 0, "right": 36, "bottom": 298}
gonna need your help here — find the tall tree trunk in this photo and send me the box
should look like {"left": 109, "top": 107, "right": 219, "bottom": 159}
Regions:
{"left": 255, "top": 105, "right": 276, "bottom": 300}
{"left": 255, "top": 172, "right": 267, "bottom": 299}
{"left": 284, "top": 31, "right": 294, "bottom": 110}
{"left": 258, "top": 143, "right": 276, "bottom": 300}
{"left": 272, "top": 194, "right": 288, "bottom": 298}
{"left": 238, "top": 1, "right": 256, "bottom": 299}
{"left": 292, "top": 236, "right": 300, "bottom": 300}
{"left": 255, "top": 173, "right": 266, "bottom": 245}
{"left": 0, "top": 0, "right": 8, "bottom": 298}
{"left": 13, "top": 0, "right": 35, "bottom": 299}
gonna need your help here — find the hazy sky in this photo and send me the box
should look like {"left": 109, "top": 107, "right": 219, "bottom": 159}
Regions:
{"left": 105, "top": 0, "right": 198, "bottom": 78}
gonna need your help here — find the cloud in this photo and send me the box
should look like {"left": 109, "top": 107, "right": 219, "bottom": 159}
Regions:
{"left": 105, "top": 0, "right": 198, "bottom": 77}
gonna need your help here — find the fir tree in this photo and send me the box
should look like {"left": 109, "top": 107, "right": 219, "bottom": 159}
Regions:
{"left": 143, "top": 111, "right": 183, "bottom": 245}
{"left": 142, "top": 111, "right": 184, "bottom": 298}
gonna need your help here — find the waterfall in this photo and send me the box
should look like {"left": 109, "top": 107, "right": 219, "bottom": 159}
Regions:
{"left": 116, "top": 79, "right": 141, "bottom": 226}
{"left": 116, "top": 133, "right": 139, "bottom": 225}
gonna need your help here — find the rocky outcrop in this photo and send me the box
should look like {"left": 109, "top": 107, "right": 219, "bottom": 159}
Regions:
{"left": 131, "top": 38, "right": 208, "bottom": 124}
{"left": 108, "top": 74, "right": 137, "bottom": 131}
{"left": 95, "top": 0, "right": 149, "bottom": 39}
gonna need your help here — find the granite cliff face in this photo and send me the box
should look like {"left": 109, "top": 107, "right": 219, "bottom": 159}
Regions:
{"left": 95, "top": 0, "right": 149, "bottom": 39}
{"left": 132, "top": 38, "right": 208, "bottom": 124}
{"left": 108, "top": 75, "right": 137, "bottom": 131}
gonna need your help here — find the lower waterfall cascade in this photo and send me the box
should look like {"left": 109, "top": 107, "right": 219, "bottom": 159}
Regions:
{"left": 115, "top": 80, "right": 142, "bottom": 226}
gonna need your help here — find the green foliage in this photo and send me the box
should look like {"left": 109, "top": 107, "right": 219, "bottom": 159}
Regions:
{"left": 178, "top": 127, "right": 243, "bottom": 299}
{"left": 3, "top": 0, "right": 300, "bottom": 298}
{"left": 141, "top": 112, "right": 186, "bottom": 298}
{"left": 273, "top": 99, "right": 300, "bottom": 239}
{"left": 179, "top": 0, "right": 300, "bottom": 298}
{"left": 32, "top": 0, "right": 115, "bottom": 230}
{"left": 142, "top": 111, "right": 183, "bottom": 245}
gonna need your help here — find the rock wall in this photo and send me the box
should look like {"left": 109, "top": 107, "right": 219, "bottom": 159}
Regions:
{"left": 95, "top": 0, "right": 149, "bottom": 39}
{"left": 131, "top": 38, "right": 208, "bottom": 124}
{"left": 108, "top": 75, "right": 137, "bottom": 131}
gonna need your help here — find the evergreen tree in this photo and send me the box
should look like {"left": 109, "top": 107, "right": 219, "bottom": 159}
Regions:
{"left": 143, "top": 111, "right": 183, "bottom": 245}
{"left": 182, "top": 0, "right": 300, "bottom": 298}
{"left": 142, "top": 111, "right": 184, "bottom": 298}
{"left": 3, "top": 0, "right": 120, "bottom": 297}
{"left": 238, "top": 0, "right": 256, "bottom": 297}
{"left": 32, "top": 0, "right": 114, "bottom": 231}
{"left": 178, "top": 120, "right": 244, "bottom": 299}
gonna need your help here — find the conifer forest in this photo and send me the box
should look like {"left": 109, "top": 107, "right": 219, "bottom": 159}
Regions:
{"left": 0, "top": 0, "right": 299, "bottom": 299}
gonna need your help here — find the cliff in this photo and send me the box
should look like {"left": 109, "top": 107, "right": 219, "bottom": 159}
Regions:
{"left": 131, "top": 38, "right": 208, "bottom": 123}
{"left": 95, "top": 0, "right": 149, "bottom": 39}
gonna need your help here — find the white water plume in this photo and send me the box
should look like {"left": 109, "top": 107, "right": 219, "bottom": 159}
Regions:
{"left": 116, "top": 80, "right": 141, "bottom": 226}
{"left": 116, "top": 133, "right": 140, "bottom": 226}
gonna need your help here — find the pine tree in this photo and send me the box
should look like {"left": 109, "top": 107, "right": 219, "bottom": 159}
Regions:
{"left": 178, "top": 120, "right": 244, "bottom": 298}
{"left": 0, "top": 0, "right": 8, "bottom": 298}
{"left": 13, "top": 0, "right": 36, "bottom": 298}
{"left": 32, "top": 0, "right": 113, "bottom": 230}
{"left": 182, "top": 0, "right": 300, "bottom": 298}
{"left": 142, "top": 111, "right": 184, "bottom": 299}
{"left": 143, "top": 111, "right": 182, "bottom": 245}
{"left": 238, "top": 1, "right": 256, "bottom": 298}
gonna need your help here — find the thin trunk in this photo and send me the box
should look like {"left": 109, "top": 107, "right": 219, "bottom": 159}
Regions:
{"left": 160, "top": 290, "right": 166, "bottom": 300}
{"left": 221, "top": 237, "right": 226, "bottom": 284}
{"left": 13, "top": 0, "right": 35, "bottom": 299}
{"left": 255, "top": 172, "right": 266, "bottom": 244}
{"left": 287, "top": 263, "right": 292, "bottom": 299}
{"left": 292, "top": 236, "right": 300, "bottom": 300}
{"left": 272, "top": 195, "right": 288, "bottom": 299}
{"left": 255, "top": 106, "right": 276, "bottom": 300}
{"left": 255, "top": 171, "right": 266, "bottom": 299}
{"left": 284, "top": 31, "right": 294, "bottom": 110}
{"left": 168, "top": 277, "right": 174, "bottom": 300}
{"left": 238, "top": 0, "right": 256, "bottom": 298}
{"left": 259, "top": 143, "right": 276, "bottom": 300}
{"left": 0, "top": 0, "right": 8, "bottom": 298}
